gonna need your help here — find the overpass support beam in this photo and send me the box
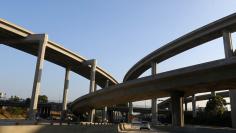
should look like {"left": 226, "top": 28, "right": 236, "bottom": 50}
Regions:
{"left": 151, "top": 62, "right": 158, "bottom": 124}
{"left": 102, "top": 80, "right": 109, "bottom": 123}
{"left": 171, "top": 91, "right": 184, "bottom": 127}
{"left": 192, "top": 94, "right": 196, "bottom": 118}
{"left": 89, "top": 59, "right": 97, "bottom": 93}
{"left": 211, "top": 91, "right": 216, "bottom": 96}
{"left": 223, "top": 30, "right": 236, "bottom": 128}
{"left": 88, "top": 59, "right": 97, "bottom": 123}
{"left": 128, "top": 102, "right": 133, "bottom": 123}
{"left": 28, "top": 34, "right": 48, "bottom": 120}
{"left": 61, "top": 67, "right": 70, "bottom": 121}
{"left": 151, "top": 98, "right": 157, "bottom": 123}
{"left": 184, "top": 99, "right": 187, "bottom": 111}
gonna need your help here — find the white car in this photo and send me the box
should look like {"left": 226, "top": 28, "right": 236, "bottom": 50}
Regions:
{"left": 140, "top": 121, "right": 150, "bottom": 130}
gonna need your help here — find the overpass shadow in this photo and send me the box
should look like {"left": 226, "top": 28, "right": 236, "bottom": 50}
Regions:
{"left": 0, "top": 124, "right": 119, "bottom": 133}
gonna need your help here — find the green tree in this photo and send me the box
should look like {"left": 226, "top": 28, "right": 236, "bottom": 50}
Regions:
{"left": 38, "top": 95, "right": 48, "bottom": 103}
{"left": 25, "top": 98, "right": 31, "bottom": 105}
{"left": 10, "top": 96, "right": 20, "bottom": 102}
{"left": 205, "top": 95, "right": 227, "bottom": 116}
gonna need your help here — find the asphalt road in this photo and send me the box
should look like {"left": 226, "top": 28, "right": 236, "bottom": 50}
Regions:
{"left": 125, "top": 128, "right": 171, "bottom": 133}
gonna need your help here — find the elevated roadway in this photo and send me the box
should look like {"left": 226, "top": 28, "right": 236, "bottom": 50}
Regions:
{"left": 71, "top": 12, "right": 236, "bottom": 127}
{"left": 0, "top": 18, "right": 118, "bottom": 88}
{"left": 71, "top": 57, "right": 236, "bottom": 112}
{"left": 158, "top": 91, "right": 229, "bottom": 109}
{"left": 0, "top": 18, "right": 118, "bottom": 120}
{"left": 106, "top": 91, "right": 229, "bottom": 114}
{"left": 123, "top": 13, "right": 236, "bottom": 81}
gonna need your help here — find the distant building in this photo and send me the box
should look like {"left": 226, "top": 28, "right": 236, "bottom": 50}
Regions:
{"left": 0, "top": 92, "right": 6, "bottom": 99}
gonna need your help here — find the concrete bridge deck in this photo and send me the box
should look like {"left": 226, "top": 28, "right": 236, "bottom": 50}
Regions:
{"left": 70, "top": 13, "right": 236, "bottom": 127}
{"left": 0, "top": 18, "right": 118, "bottom": 88}
{"left": 71, "top": 57, "right": 236, "bottom": 113}
{"left": 0, "top": 18, "right": 118, "bottom": 120}
{"left": 158, "top": 91, "right": 229, "bottom": 109}
{"left": 123, "top": 13, "right": 236, "bottom": 82}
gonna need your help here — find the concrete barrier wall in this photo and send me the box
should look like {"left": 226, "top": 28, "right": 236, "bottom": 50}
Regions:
{"left": 0, "top": 125, "right": 118, "bottom": 133}
{"left": 154, "top": 125, "right": 236, "bottom": 133}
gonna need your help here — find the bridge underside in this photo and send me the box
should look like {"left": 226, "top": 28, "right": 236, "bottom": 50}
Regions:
{"left": 158, "top": 91, "right": 229, "bottom": 109}
{"left": 0, "top": 19, "right": 117, "bottom": 88}
{"left": 71, "top": 57, "right": 236, "bottom": 113}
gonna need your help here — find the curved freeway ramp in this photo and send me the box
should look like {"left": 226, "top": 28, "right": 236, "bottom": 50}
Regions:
{"left": 158, "top": 91, "right": 230, "bottom": 109}
{"left": 71, "top": 13, "right": 236, "bottom": 114}
{"left": 0, "top": 19, "right": 118, "bottom": 88}
{"left": 124, "top": 13, "right": 236, "bottom": 81}
{"left": 72, "top": 57, "right": 236, "bottom": 112}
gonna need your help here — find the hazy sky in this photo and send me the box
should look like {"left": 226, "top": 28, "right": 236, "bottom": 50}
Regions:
{"left": 0, "top": 1, "right": 236, "bottom": 107}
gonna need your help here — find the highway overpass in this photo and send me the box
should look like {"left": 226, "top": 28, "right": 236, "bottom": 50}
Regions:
{"left": 158, "top": 91, "right": 230, "bottom": 109}
{"left": 0, "top": 18, "right": 118, "bottom": 120}
{"left": 71, "top": 12, "right": 236, "bottom": 128}
{"left": 1, "top": 12, "right": 236, "bottom": 128}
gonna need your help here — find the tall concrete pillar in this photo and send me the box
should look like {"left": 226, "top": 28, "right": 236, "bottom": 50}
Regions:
{"left": 29, "top": 34, "right": 48, "bottom": 120}
{"left": 151, "top": 98, "right": 157, "bottom": 123}
{"left": 61, "top": 67, "right": 70, "bottom": 120}
{"left": 211, "top": 91, "right": 216, "bottom": 96}
{"left": 115, "top": 111, "right": 117, "bottom": 121}
{"left": 223, "top": 31, "right": 234, "bottom": 58}
{"left": 89, "top": 59, "right": 96, "bottom": 93}
{"left": 88, "top": 59, "right": 97, "bottom": 122}
{"left": 107, "top": 110, "right": 113, "bottom": 123}
{"left": 47, "top": 107, "right": 51, "bottom": 117}
{"left": 192, "top": 94, "right": 196, "bottom": 118}
{"left": 184, "top": 102, "right": 187, "bottom": 111}
{"left": 171, "top": 92, "right": 184, "bottom": 127}
{"left": 103, "top": 80, "right": 109, "bottom": 123}
{"left": 223, "top": 30, "right": 236, "bottom": 128}
{"left": 88, "top": 109, "right": 95, "bottom": 122}
{"left": 184, "top": 99, "right": 188, "bottom": 111}
{"left": 230, "top": 91, "right": 236, "bottom": 128}
{"left": 151, "top": 62, "right": 158, "bottom": 124}
{"left": 128, "top": 102, "right": 133, "bottom": 123}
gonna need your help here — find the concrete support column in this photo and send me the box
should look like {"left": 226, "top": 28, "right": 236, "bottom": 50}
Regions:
{"left": 89, "top": 59, "right": 96, "bottom": 93}
{"left": 192, "top": 94, "right": 196, "bottom": 118}
{"left": 61, "top": 67, "right": 70, "bottom": 120}
{"left": 151, "top": 98, "right": 157, "bottom": 123}
{"left": 128, "top": 102, "right": 133, "bottom": 123}
{"left": 223, "top": 30, "right": 236, "bottom": 128}
{"left": 107, "top": 110, "right": 113, "bottom": 123}
{"left": 184, "top": 98, "right": 188, "bottom": 111}
{"left": 103, "top": 107, "right": 108, "bottom": 122}
{"left": 103, "top": 80, "right": 109, "bottom": 123}
{"left": 211, "top": 91, "right": 216, "bottom": 96}
{"left": 115, "top": 111, "right": 117, "bottom": 121}
{"left": 230, "top": 91, "right": 236, "bottom": 128}
{"left": 151, "top": 62, "right": 158, "bottom": 124}
{"left": 168, "top": 103, "right": 172, "bottom": 111}
{"left": 29, "top": 34, "right": 48, "bottom": 120}
{"left": 88, "top": 59, "right": 96, "bottom": 122}
{"left": 47, "top": 107, "right": 51, "bottom": 117}
{"left": 88, "top": 109, "right": 95, "bottom": 122}
{"left": 171, "top": 91, "right": 184, "bottom": 127}
{"left": 223, "top": 31, "right": 234, "bottom": 58}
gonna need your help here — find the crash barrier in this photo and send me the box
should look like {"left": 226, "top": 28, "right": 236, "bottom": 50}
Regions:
{"left": 0, "top": 124, "right": 119, "bottom": 133}
{"left": 153, "top": 125, "right": 236, "bottom": 133}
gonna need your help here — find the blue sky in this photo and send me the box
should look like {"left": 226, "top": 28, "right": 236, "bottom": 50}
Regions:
{"left": 0, "top": 1, "right": 236, "bottom": 106}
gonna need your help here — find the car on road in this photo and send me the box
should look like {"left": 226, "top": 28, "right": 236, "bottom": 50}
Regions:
{"left": 140, "top": 121, "right": 150, "bottom": 130}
